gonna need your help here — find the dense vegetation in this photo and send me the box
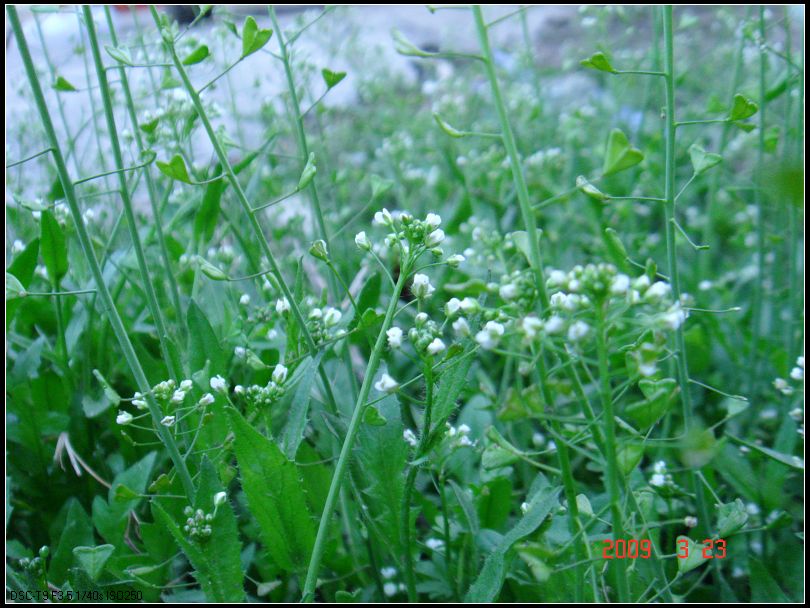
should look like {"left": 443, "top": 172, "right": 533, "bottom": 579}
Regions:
{"left": 5, "top": 5, "right": 804, "bottom": 603}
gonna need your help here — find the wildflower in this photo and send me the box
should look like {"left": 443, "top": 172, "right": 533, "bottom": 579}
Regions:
{"left": 213, "top": 491, "right": 227, "bottom": 507}
{"left": 459, "top": 297, "right": 479, "bottom": 313}
{"left": 234, "top": 346, "right": 246, "bottom": 358}
{"left": 171, "top": 389, "right": 187, "bottom": 404}
{"left": 499, "top": 283, "right": 518, "bottom": 300}
{"left": 403, "top": 428, "right": 418, "bottom": 447}
{"left": 444, "top": 298, "right": 461, "bottom": 317}
{"left": 12, "top": 240, "right": 24, "bottom": 254}
{"left": 355, "top": 231, "right": 371, "bottom": 250}
{"left": 611, "top": 274, "right": 630, "bottom": 295}
{"left": 547, "top": 269, "right": 567, "bottom": 287}
{"left": 452, "top": 317, "right": 470, "bottom": 337}
{"left": 650, "top": 473, "right": 666, "bottom": 487}
{"left": 198, "top": 393, "right": 215, "bottom": 406}
{"left": 567, "top": 320, "right": 590, "bottom": 342}
{"left": 789, "top": 408, "right": 803, "bottom": 421}
{"left": 309, "top": 239, "right": 329, "bottom": 261}
{"left": 323, "top": 307, "right": 342, "bottom": 327}
{"left": 425, "top": 212, "right": 442, "bottom": 229}
{"left": 425, "top": 538, "right": 444, "bottom": 551}
{"left": 415, "top": 312, "right": 428, "bottom": 325}
{"left": 545, "top": 315, "right": 564, "bottom": 335}
{"left": 661, "top": 304, "right": 686, "bottom": 330}
{"left": 425, "top": 228, "right": 445, "bottom": 247}
{"left": 275, "top": 298, "right": 290, "bottom": 314}
{"left": 160, "top": 415, "right": 176, "bottom": 427}
{"left": 373, "top": 208, "right": 393, "bottom": 226}
{"left": 447, "top": 254, "right": 464, "bottom": 268}
{"left": 457, "top": 424, "right": 471, "bottom": 435}
{"left": 132, "top": 398, "right": 147, "bottom": 410}
{"left": 458, "top": 435, "right": 475, "bottom": 447}
{"left": 210, "top": 375, "right": 227, "bottom": 393}
{"left": 380, "top": 567, "right": 397, "bottom": 580}
{"left": 411, "top": 274, "right": 435, "bottom": 299}
{"left": 387, "top": 326, "right": 404, "bottom": 349}
{"left": 375, "top": 373, "right": 399, "bottom": 393}
{"left": 790, "top": 364, "right": 804, "bottom": 381}
{"left": 684, "top": 516, "right": 698, "bottom": 528}
{"left": 645, "top": 281, "right": 671, "bottom": 302}
{"left": 475, "top": 321, "right": 505, "bottom": 350}
{"left": 180, "top": 379, "right": 193, "bottom": 391}
{"left": 639, "top": 362, "right": 658, "bottom": 377}
{"left": 383, "top": 583, "right": 398, "bottom": 597}
{"left": 239, "top": 294, "right": 251, "bottom": 306}
{"left": 774, "top": 378, "right": 793, "bottom": 396}
{"left": 116, "top": 411, "right": 133, "bottom": 425}
{"left": 521, "top": 502, "right": 530, "bottom": 514}
{"left": 427, "top": 337, "right": 446, "bottom": 356}
{"left": 272, "top": 364, "right": 288, "bottom": 385}
{"left": 234, "top": 385, "right": 245, "bottom": 395}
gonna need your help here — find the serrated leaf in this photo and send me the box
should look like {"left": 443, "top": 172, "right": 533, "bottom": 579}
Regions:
{"left": 280, "top": 354, "right": 320, "bottom": 459}
{"left": 156, "top": 154, "right": 193, "bottom": 184}
{"left": 576, "top": 175, "right": 609, "bottom": 201}
{"left": 182, "top": 44, "right": 210, "bottom": 65}
{"left": 580, "top": 51, "right": 617, "bottom": 73}
{"left": 72, "top": 545, "right": 114, "bottom": 581}
{"left": 50, "top": 499, "right": 94, "bottom": 584}
{"left": 432, "top": 353, "right": 473, "bottom": 429}
{"left": 321, "top": 68, "right": 346, "bottom": 88}
{"left": 104, "top": 44, "right": 133, "bottom": 66}
{"left": 689, "top": 144, "right": 723, "bottom": 176}
{"left": 53, "top": 75, "right": 78, "bottom": 92}
{"left": 227, "top": 408, "right": 315, "bottom": 572}
{"left": 602, "top": 128, "right": 644, "bottom": 176}
{"left": 728, "top": 93, "right": 759, "bottom": 121}
{"left": 241, "top": 16, "right": 273, "bottom": 58}
{"left": 40, "top": 209, "right": 68, "bottom": 283}
{"left": 465, "top": 485, "right": 561, "bottom": 602}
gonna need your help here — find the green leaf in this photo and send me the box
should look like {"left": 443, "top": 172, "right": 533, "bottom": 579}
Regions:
{"left": 6, "top": 273, "right": 26, "bottom": 300}
{"left": 576, "top": 175, "right": 609, "bottom": 201}
{"left": 433, "top": 112, "right": 466, "bottom": 138}
{"left": 728, "top": 434, "right": 804, "bottom": 470}
{"left": 432, "top": 353, "right": 473, "bottom": 429}
{"left": 92, "top": 369, "right": 121, "bottom": 407}
{"left": 50, "top": 499, "right": 94, "bottom": 584}
{"left": 187, "top": 300, "right": 224, "bottom": 375}
{"left": 750, "top": 559, "right": 791, "bottom": 602}
{"left": 688, "top": 144, "right": 723, "bottom": 176}
{"left": 8, "top": 238, "right": 39, "bottom": 288}
{"left": 241, "top": 16, "right": 273, "bottom": 58}
{"left": 370, "top": 174, "right": 393, "bottom": 200}
{"left": 604, "top": 227, "right": 629, "bottom": 266}
{"left": 624, "top": 378, "right": 679, "bottom": 429}
{"left": 602, "top": 128, "right": 644, "bottom": 176}
{"left": 152, "top": 458, "right": 246, "bottom": 601}
{"left": 466, "top": 485, "right": 561, "bottom": 602}
{"left": 363, "top": 404, "right": 387, "bottom": 426}
{"left": 617, "top": 443, "right": 645, "bottom": 476}
{"left": 182, "top": 44, "right": 210, "bottom": 65}
{"left": 156, "top": 154, "right": 193, "bottom": 184}
{"left": 40, "top": 209, "right": 68, "bottom": 283}
{"left": 104, "top": 44, "right": 133, "bottom": 66}
{"left": 728, "top": 93, "right": 759, "bottom": 121}
{"left": 72, "top": 545, "right": 114, "bottom": 581}
{"left": 716, "top": 498, "right": 749, "bottom": 537}
{"left": 53, "top": 75, "right": 78, "bottom": 92}
{"left": 321, "top": 68, "right": 346, "bottom": 88}
{"left": 280, "top": 354, "right": 320, "bottom": 460}
{"left": 297, "top": 153, "right": 317, "bottom": 191}
{"left": 676, "top": 536, "right": 711, "bottom": 574}
{"left": 227, "top": 408, "right": 315, "bottom": 572}
{"left": 580, "top": 51, "right": 617, "bottom": 73}
{"left": 139, "top": 116, "right": 160, "bottom": 134}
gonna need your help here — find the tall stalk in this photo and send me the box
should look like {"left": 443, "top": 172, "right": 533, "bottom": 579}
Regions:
{"left": 472, "top": 6, "right": 595, "bottom": 602}
{"left": 82, "top": 6, "right": 178, "bottom": 382}
{"left": 302, "top": 265, "right": 411, "bottom": 602}
{"left": 7, "top": 4, "right": 194, "bottom": 500}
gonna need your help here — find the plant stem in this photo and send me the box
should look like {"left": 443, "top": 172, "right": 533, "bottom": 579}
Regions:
{"left": 302, "top": 264, "right": 410, "bottom": 601}
{"left": 83, "top": 6, "right": 178, "bottom": 382}
{"left": 8, "top": 5, "right": 194, "bottom": 500}
{"left": 594, "top": 306, "right": 630, "bottom": 602}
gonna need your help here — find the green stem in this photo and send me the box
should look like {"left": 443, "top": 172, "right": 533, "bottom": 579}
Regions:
{"left": 83, "top": 6, "right": 178, "bottom": 382}
{"left": 8, "top": 5, "right": 194, "bottom": 500}
{"left": 302, "top": 265, "right": 410, "bottom": 601}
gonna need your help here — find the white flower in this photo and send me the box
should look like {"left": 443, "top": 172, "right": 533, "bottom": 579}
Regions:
{"left": 788, "top": 407, "right": 803, "bottom": 421}
{"left": 545, "top": 315, "right": 564, "bottom": 335}
{"left": 403, "top": 428, "right": 418, "bottom": 446}
{"left": 373, "top": 208, "right": 393, "bottom": 226}
{"left": 520, "top": 316, "right": 544, "bottom": 341}
{"left": 653, "top": 460, "right": 667, "bottom": 474}
{"left": 387, "top": 326, "right": 404, "bottom": 349}
{"left": 323, "top": 307, "right": 342, "bottom": 327}
{"left": 309, "top": 308, "right": 323, "bottom": 319}
{"left": 459, "top": 297, "right": 479, "bottom": 313}
{"left": 427, "top": 338, "right": 446, "bottom": 355}
{"left": 520, "top": 502, "right": 530, "bottom": 514}
{"left": 499, "top": 283, "right": 518, "bottom": 300}
{"left": 661, "top": 304, "right": 686, "bottom": 330}
{"left": 116, "top": 411, "right": 133, "bottom": 425}
{"left": 746, "top": 502, "right": 760, "bottom": 516}
{"left": 774, "top": 378, "right": 793, "bottom": 396}
{"left": 445, "top": 298, "right": 461, "bottom": 317}
{"left": 171, "top": 389, "right": 187, "bottom": 404}
{"left": 567, "top": 320, "right": 590, "bottom": 342}
{"left": 611, "top": 274, "right": 630, "bottom": 295}
{"left": 239, "top": 294, "right": 251, "bottom": 306}
{"left": 375, "top": 373, "right": 399, "bottom": 393}
{"left": 383, "top": 582, "right": 398, "bottom": 597}
{"left": 532, "top": 432, "right": 545, "bottom": 446}
{"left": 415, "top": 312, "right": 428, "bottom": 325}
{"left": 457, "top": 424, "right": 471, "bottom": 435}
{"left": 645, "top": 281, "right": 671, "bottom": 302}
{"left": 684, "top": 516, "right": 698, "bottom": 528}
{"left": 160, "top": 415, "right": 176, "bottom": 427}
{"left": 234, "top": 385, "right": 245, "bottom": 395}
{"left": 12, "top": 240, "right": 25, "bottom": 254}
{"left": 132, "top": 399, "right": 147, "bottom": 410}
{"left": 210, "top": 375, "right": 227, "bottom": 393}
{"left": 198, "top": 393, "right": 215, "bottom": 406}
{"left": 272, "top": 364, "right": 288, "bottom": 385}
{"left": 458, "top": 435, "right": 474, "bottom": 447}
{"left": 266, "top": 328, "right": 278, "bottom": 340}
{"left": 790, "top": 366, "right": 803, "bottom": 381}
{"left": 275, "top": 297, "right": 290, "bottom": 313}
{"left": 214, "top": 491, "right": 227, "bottom": 507}
{"left": 476, "top": 321, "right": 505, "bottom": 350}
{"left": 234, "top": 346, "right": 246, "bottom": 358}
{"left": 547, "top": 269, "right": 566, "bottom": 287}
{"left": 650, "top": 473, "right": 666, "bottom": 487}
{"left": 411, "top": 274, "right": 435, "bottom": 299}
{"left": 425, "top": 228, "right": 445, "bottom": 247}
{"left": 425, "top": 538, "right": 444, "bottom": 551}
{"left": 452, "top": 317, "right": 470, "bottom": 337}
{"left": 355, "top": 231, "right": 371, "bottom": 250}
{"left": 425, "top": 212, "right": 442, "bottom": 229}
{"left": 447, "top": 254, "right": 464, "bottom": 268}
{"left": 550, "top": 292, "right": 566, "bottom": 308}
{"left": 380, "top": 567, "right": 397, "bottom": 580}
{"left": 639, "top": 363, "right": 658, "bottom": 377}
{"left": 180, "top": 379, "right": 193, "bottom": 391}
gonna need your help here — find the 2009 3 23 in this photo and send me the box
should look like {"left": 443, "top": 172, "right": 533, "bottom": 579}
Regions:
{"left": 600, "top": 538, "right": 728, "bottom": 559}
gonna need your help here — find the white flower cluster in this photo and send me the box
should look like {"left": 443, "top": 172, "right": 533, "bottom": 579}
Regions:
{"left": 446, "top": 422, "right": 475, "bottom": 448}
{"left": 119, "top": 378, "right": 196, "bottom": 425}
{"left": 407, "top": 312, "right": 446, "bottom": 357}
{"left": 183, "top": 506, "right": 213, "bottom": 541}
{"left": 649, "top": 460, "right": 673, "bottom": 488}
{"left": 235, "top": 364, "right": 288, "bottom": 408}
{"left": 774, "top": 356, "right": 805, "bottom": 396}
{"left": 380, "top": 566, "right": 406, "bottom": 597}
